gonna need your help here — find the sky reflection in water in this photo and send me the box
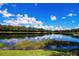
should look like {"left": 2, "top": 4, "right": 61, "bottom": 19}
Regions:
{"left": 0, "top": 34, "right": 79, "bottom": 44}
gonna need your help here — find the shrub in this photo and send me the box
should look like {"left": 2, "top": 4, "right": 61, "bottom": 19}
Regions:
{"left": 0, "top": 43, "right": 6, "bottom": 48}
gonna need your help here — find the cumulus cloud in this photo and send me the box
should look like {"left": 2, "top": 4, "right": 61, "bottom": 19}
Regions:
{"left": 3, "top": 15, "right": 65, "bottom": 30}
{"left": 3, "top": 13, "right": 63, "bottom": 30}
{"left": 3, "top": 13, "right": 44, "bottom": 27}
{"left": 61, "top": 12, "right": 77, "bottom": 20}
{"left": 4, "top": 20, "right": 19, "bottom": 26}
{"left": 54, "top": 25, "right": 64, "bottom": 30}
{"left": 50, "top": 15, "right": 57, "bottom": 21}
{"left": 0, "top": 9, "right": 14, "bottom": 18}
{"left": 68, "top": 13, "right": 76, "bottom": 17}
{"left": 62, "top": 17, "right": 66, "bottom": 19}
{"left": 3, "top": 14, "right": 55, "bottom": 30}
{"left": 35, "top": 3, "right": 38, "bottom": 6}
{"left": 36, "top": 25, "right": 54, "bottom": 30}
{"left": 0, "top": 9, "right": 64, "bottom": 30}
{"left": 71, "top": 20, "right": 75, "bottom": 23}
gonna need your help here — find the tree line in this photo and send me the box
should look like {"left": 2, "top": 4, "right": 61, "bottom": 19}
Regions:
{"left": 0, "top": 24, "right": 52, "bottom": 33}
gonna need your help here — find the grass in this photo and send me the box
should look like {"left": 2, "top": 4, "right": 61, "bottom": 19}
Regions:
{"left": 0, "top": 50, "right": 73, "bottom": 56}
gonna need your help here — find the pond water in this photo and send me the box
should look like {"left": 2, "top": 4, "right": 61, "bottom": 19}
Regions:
{"left": 0, "top": 34, "right": 79, "bottom": 50}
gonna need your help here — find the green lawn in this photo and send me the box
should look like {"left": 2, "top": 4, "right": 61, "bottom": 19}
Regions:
{"left": 0, "top": 50, "right": 73, "bottom": 56}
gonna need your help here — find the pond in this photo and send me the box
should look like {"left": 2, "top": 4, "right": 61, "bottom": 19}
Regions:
{"left": 0, "top": 34, "right": 79, "bottom": 50}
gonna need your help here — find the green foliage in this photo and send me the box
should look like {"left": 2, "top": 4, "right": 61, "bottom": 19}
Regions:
{"left": 0, "top": 33, "right": 46, "bottom": 39}
{"left": 0, "top": 24, "right": 52, "bottom": 33}
{"left": 0, "top": 43, "right": 6, "bottom": 48}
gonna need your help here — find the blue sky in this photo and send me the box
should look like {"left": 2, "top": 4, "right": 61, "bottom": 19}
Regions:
{"left": 0, "top": 3, "right": 79, "bottom": 30}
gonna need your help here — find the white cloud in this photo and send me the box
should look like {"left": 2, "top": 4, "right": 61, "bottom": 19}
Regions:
{"left": 3, "top": 14, "right": 55, "bottom": 30}
{"left": 68, "top": 13, "right": 76, "bottom": 17}
{"left": 71, "top": 20, "right": 75, "bottom": 23}
{"left": 0, "top": 9, "right": 66, "bottom": 30}
{"left": 54, "top": 25, "right": 64, "bottom": 30}
{"left": 0, "top": 9, "right": 14, "bottom": 18}
{"left": 48, "top": 26, "right": 54, "bottom": 30}
{"left": 62, "top": 17, "right": 66, "bottom": 19}
{"left": 3, "top": 15, "right": 65, "bottom": 30}
{"left": 24, "top": 14, "right": 28, "bottom": 17}
{"left": 50, "top": 15, "right": 57, "bottom": 21}
{"left": 4, "top": 19, "right": 19, "bottom": 26}
{"left": 3, "top": 14, "right": 44, "bottom": 27}
{"left": 35, "top": 3, "right": 37, "bottom": 6}
{"left": 43, "top": 25, "right": 49, "bottom": 30}
{"left": 3, "top": 13, "right": 64, "bottom": 30}
{"left": 61, "top": 13, "right": 77, "bottom": 20}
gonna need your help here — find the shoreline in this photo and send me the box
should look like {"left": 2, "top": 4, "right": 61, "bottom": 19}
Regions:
{"left": 0, "top": 32, "right": 51, "bottom": 34}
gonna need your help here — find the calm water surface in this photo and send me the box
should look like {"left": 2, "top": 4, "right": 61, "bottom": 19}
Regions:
{"left": 0, "top": 34, "right": 79, "bottom": 50}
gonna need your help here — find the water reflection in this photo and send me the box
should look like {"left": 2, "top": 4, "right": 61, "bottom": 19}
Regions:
{"left": 0, "top": 34, "right": 79, "bottom": 50}
{"left": 48, "top": 46, "right": 79, "bottom": 50}
{"left": 2, "top": 34, "right": 79, "bottom": 42}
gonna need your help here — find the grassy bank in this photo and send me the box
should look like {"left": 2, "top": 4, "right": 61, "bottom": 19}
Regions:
{"left": 0, "top": 50, "right": 73, "bottom": 56}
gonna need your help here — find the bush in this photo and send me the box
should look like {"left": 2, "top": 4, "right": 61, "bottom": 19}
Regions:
{"left": 0, "top": 43, "right": 6, "bottom": 48}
